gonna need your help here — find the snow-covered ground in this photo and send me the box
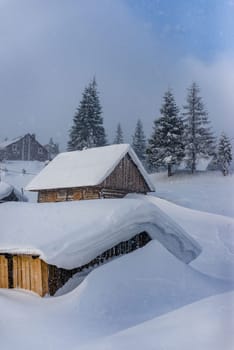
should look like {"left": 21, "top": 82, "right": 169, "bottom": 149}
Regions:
{"left": 150, "top": 171, "right": 234, "bottom": 218}
{"left": 0, "top": 160, "right": 45, "bottom": 202}
{"left": 0, "top": 164, "right": 233, "bottom": 349}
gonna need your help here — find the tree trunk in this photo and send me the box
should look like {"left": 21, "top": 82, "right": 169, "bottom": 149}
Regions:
{"left": 167, "top": 164, "right": 172, "bottom": 177}
{"left": 191, "top": 150, "right": 196, "bottom": 174}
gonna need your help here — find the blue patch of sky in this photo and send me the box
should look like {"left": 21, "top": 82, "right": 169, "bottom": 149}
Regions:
{"left": 125, "top": 0, "right": 234, "bottom": 61}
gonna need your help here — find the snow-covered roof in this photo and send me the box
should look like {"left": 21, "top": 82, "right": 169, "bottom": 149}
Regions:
{"left": 0, "top": 196, "right": 200, "bottom": 268}
{"left": 0, "top": 136, "right": 22, "bottom": 149}
{"left": 25, "top": 144, "right": 155, "bottom": 191}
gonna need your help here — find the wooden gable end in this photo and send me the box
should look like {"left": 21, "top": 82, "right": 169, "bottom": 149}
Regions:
{"left": 100, "top": 153, "right": 150, "bottom": 193}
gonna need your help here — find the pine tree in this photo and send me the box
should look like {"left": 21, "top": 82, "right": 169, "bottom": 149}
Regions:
{"left": 183, "top": 82, "right": 215, "bottom": 173}
{"left": 218, "top": 132, "right": 232, "bottom": 175}
{"left": 147, "top": 89, "right": 184, "bottom": 176}
{"left": 113, "top": 123, "right": 124, "bottom": 144}
{"left": 132, "top": 119, "right": 146, "bottom": 164}
{"left": 45, "top": 137, "right": 59, "bottom": 160}
{"left": 67, "top": 78, "right": 106, "bottom": 151}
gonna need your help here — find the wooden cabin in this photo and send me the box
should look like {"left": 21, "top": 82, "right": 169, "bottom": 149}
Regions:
{"left": 0, "top": 232, "right": 152, "bottom": 297}
{"left": 0, "top": 134, "right": 48, "bottom": 162}
{"left": 25, "top": 144, "right": 155, "bottom": 202}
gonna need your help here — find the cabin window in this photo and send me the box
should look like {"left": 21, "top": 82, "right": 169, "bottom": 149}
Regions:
{"left": 56, "top": 189, "right": 67, "bottom": 201}
{"left": 38, "top": 147, "right": 43, "bottom": 154}
{"left": 67, "top": 189, "right": 73, "bottom": 200}
{"left": 12, "top": 144, "right": 18, "bottom": 152}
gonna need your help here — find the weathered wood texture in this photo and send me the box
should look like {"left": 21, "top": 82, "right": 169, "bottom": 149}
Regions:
{"left": 37, "top": 153, "right": 150, "bottom": 203}
{"left": 0, "top": 254, "right": 48, "bottom": 296}
{"left": 38, "top": 187, "right": 101, "bottom": 203}
{"left": 101, "top": 153, "right": 150, "bottom": 193}
{"left": 0, "top": 255, "right": 8, "bottom": 288}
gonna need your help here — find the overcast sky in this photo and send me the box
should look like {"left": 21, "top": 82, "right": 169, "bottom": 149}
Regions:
{"left": 0, "top": 0, "right": 233, "bottom": 149}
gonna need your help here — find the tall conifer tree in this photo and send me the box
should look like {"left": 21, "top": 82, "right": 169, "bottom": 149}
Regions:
{"left": 218, "top": 132, "right": 232, "bottom": 175}
{"left": 67, "top": 78, "right": 106, "bottom": 151}
{"left": 132, "top": 119, "right": 146, "bottom": 164}
{"left": 182, "top": 82, "right": 215, "bottom": 173}
{"left": 147, "top": 89, "right": 184, "bottom": 176}
{"left": 113, "top": 123, "right": 124, "bottom": 144}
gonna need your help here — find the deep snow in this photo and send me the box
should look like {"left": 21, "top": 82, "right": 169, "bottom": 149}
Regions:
{"left": 150, "top": 171, "right": 234, "bottom": 218}
{"left": 0, "top": 197, "right": 200, "bottom": 267}
{"left": 0, "top": 165, "right": 233, "bottom": 349}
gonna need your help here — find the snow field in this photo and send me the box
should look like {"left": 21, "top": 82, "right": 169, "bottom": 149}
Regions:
{"left": 0, "top": 163, "right": 233, "bottom": 349}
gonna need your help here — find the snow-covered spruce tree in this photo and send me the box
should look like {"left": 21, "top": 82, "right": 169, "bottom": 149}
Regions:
{"left": 147, "top": 89, "right": 184, "bottom": 176}
{"left": 132, "top": 119, "right": 146, "bottom": 164}
{"left": 218, "top": 132, "right": 232, "bottom": 175}
{"left": 182, "top": 82, "right": 215, "bottom": 173}
{"left": 67, "top": 78, "right": 106, "bottom": 151}
{"left": 113, "top": 123, "right": 124, "bottom": 144}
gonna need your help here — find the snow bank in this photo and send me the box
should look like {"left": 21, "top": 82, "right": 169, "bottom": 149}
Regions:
{"left": 149, "top": 171, "right": 234, "bottom": 218}
{"left": 85, "top": 290, "right": 234, "bottom": 350}
{"left": 146, "top": 195, "right": 234, "bottom": 281}
{"left": 0, "top": 160, "right": 45, "bottom": 202}
{"left": 0, "top": 197, "right": 200, "bottom": 268}
{"left": 0, "top": 181, "right": 13, "bottom": 199}
{"left": 0, "top": 181, "right": 27, "bottom": 202}
{"left": 0, "top": 242, "right": 232, "bottom": 349}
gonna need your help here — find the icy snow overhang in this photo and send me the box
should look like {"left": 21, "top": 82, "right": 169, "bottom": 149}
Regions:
{"left": 25, "top": 144, "right": 155, "bottom": 192}
{"left": 0, "top": 197, "right": 201, "bottom": 268}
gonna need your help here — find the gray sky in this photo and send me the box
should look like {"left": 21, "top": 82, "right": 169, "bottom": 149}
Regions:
{"left": 0, "top": 0, "right": 234, "bottom": 150}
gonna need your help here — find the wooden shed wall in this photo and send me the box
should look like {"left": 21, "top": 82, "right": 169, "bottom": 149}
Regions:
{"left": 0, "top": 254, "right": 48, "bottom": 296}
{"left": 101, "top": 153, "right": 150, "bottom": 193}
{"left": 37, "top": 153, "right": 150, "bottom": 203}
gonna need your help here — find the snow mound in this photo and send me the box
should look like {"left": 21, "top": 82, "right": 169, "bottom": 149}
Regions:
{"left": 149, "top": 171, "right": 234, "bottom": 218}
{"left": 0, "top": 181, "right": 13, "bottom": 199}
{"left": 85, "top": 290, "right": 234, "bottom": 350}
{"left": 146, "top": 195, "right": 234, "bottom": 281}
{"left": 0, "top": 160, "right": 45, "bottom": 202}
{"left": 0, "top": 181, "right": 27, "bottom": 202}
{"left": 0, "top": 197, "right": 200, "bottom": 268}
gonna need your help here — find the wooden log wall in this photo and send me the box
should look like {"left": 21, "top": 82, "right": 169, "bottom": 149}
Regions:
{"left": 38, "top": 187, "right": 101, "bottom": 203}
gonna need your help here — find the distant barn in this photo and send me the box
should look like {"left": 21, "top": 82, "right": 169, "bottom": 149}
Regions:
{"left": 26, "top": 144, "right": 155, "bottom": 202}
{"left": 0, "top": 134, "right": 48, "bottom": 162}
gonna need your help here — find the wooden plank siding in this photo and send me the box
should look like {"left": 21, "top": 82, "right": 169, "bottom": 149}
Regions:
{"left": 12, "top": 255, "right": 48, "bottom": 297}
{"left": 0, "top": 255, "right": 8, "bottom": 288}
{"left": 100, "top": 153, "right": 150, "bottom": 193}
{"left": 37, "top": 153, "right": 150, "bottom": 203}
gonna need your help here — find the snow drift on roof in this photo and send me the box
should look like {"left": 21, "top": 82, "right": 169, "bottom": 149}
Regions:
{"left": 0, "top": 196, "right": 200, "bottom": 268}
{"left": 25, "top": 144, "right": 155, "bottom": 191}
